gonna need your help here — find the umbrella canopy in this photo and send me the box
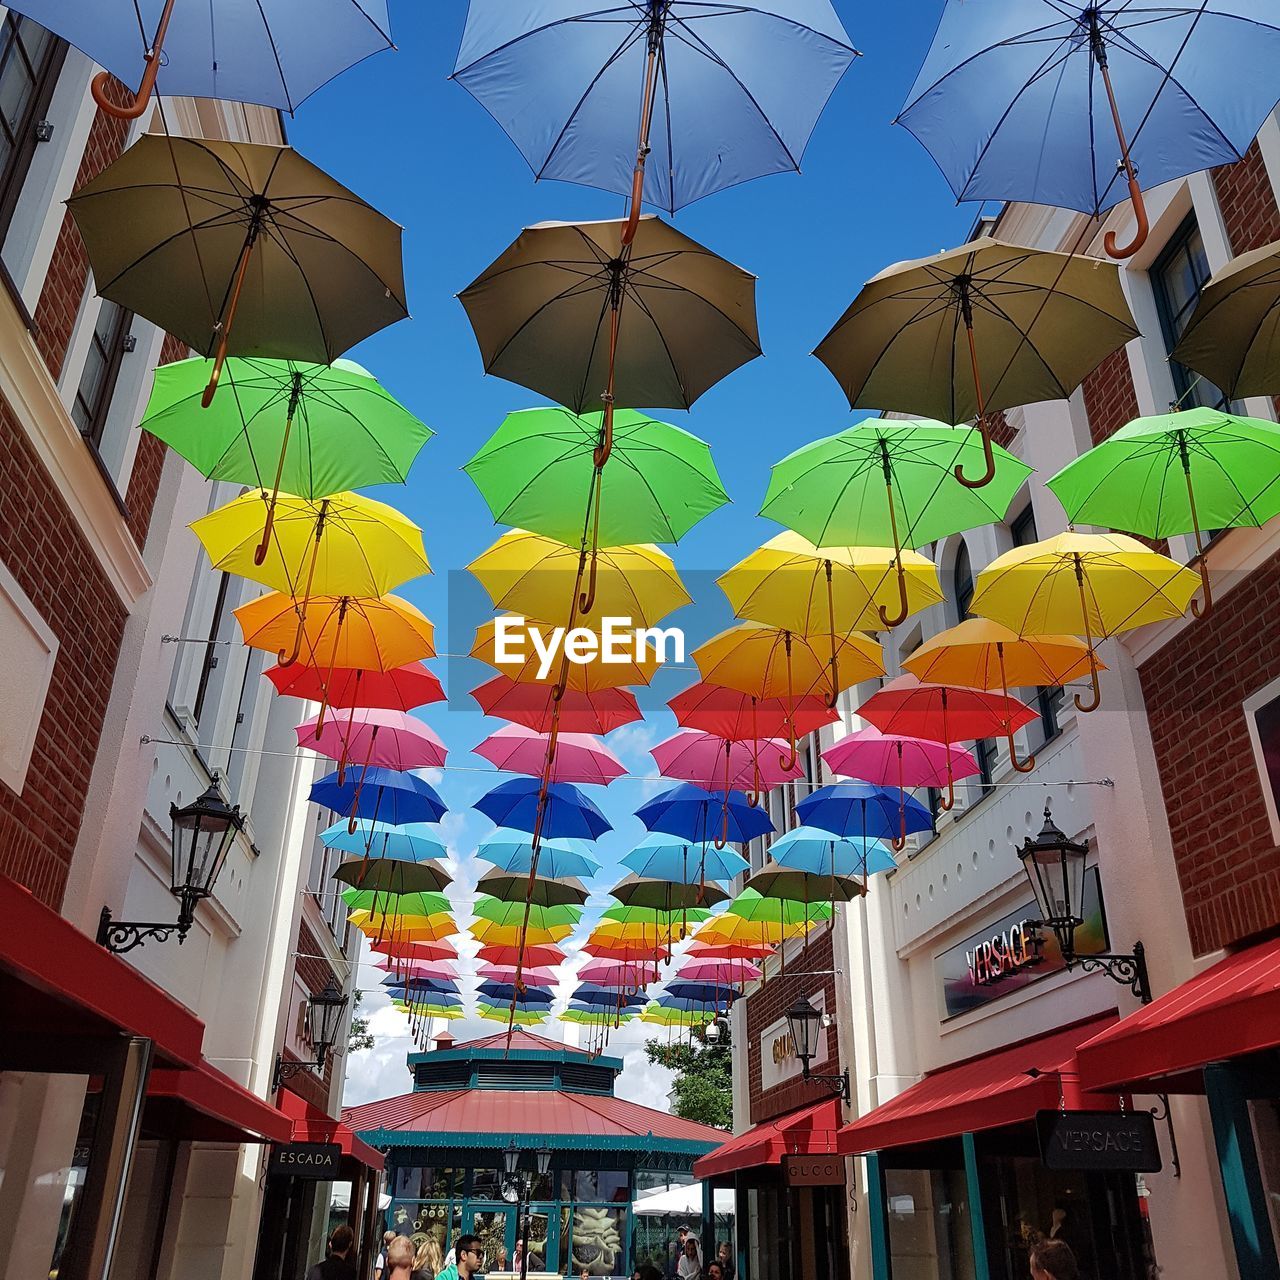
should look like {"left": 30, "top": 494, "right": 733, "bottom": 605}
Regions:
{"left": 636, "top": 783, "right": 775, "bottom": 846}
{"left": 310, "top": 768, "right": 446, "bottom": 827}
{"left": 299, "top": 709, "right": 447, "bottom": 775}
{"left": 719, "top": 533, "right": 942, "bottom": 635}
{"left": 640, "top": 1004, "right": 713, "bottom": 1027}
{"left": 332, "top": 858, "right": 451, "bottom": 895}
{"left": 578, "top": 959, "right": 662, "bottom": 987}
{"left": 725, "top": 887, "right": 832, "bottom": 925}
{"left": 13, "top": 0, "right": 393, "bottom": 115}
{"left": 678, "top": 959, "right": 762, "bottom": 986}
{"left": 374, "top": 957, "right": 459, "bottom": 981}
{"left": 351, "top": 913, "right": 455, "bottom": 944}
{"left": 796, "top": 781, "right": 933, "bottom": 844}
{"left": 685, "top": 940, "right": 776, "bottom": 962}
{"left": 814, "top": 238, "right": 1137, "bottom": 486}
{"left": 749, "top": 869, "right": 864, "bottom": 906}
{"left": 453, "top": 0, "right": 856, "bottom": 215}
{"left": 477, "top": 984, "right": 555, "bottom": 1007}
{"left": 475, "top": 829, "right": 601, "bottom": 880}
{"left": 661, "top": 983, "right": 740, "bottom": 1006}
{"left": 572, "top": 987, "right": 648, "bottom": 1010}
{"left": 320, "top": 820, "right": 447, "bottom": 863}
{"left": 472, "top": 894, "right": 580, "bottom": 931}
{"left": 822, "top": 726, "right": 978, "bottom": 791}
{"left": 267, "top": 662, "right": 444, "bottom": 713}
{"left": 650, "top": 731, "right": 804, "bottom": 794}
{"left": 477, "top": 1005, "right": 546, "bottom": 1025}
{"left": 472, "top": 616, "right": 661, "bottom": 691}
{"left": 478, "top": 965, "right": 559, "bottom": 986}
{"left": 474, "top": 778, "right": 612, "bottom": 841}
{"left": 668, "top": 684, "right": 837, "bottom": 743}
{"left": 622, "top": 833, "right": 750, "bottom": 886}
{"left": 899, "top": 1, "right": 1280, "bottom": 254}
{"left": 68, "top": 136, "right": 407, "bottom": 402}
{"left": 609, "top": 875, "right": 729, "bottom": 912}
{"left": 1047, "top": 408, "right": 1280, "bottom": 619}
{"left": 478, "top": 943, "right": 567, "bottom": 969}
{"left": 471, "top": 675, "right": 642, "bottom": 734}
{"left": 370, "top": 939, "right": 458, "bottom": 963}
{"left": 476, "top": 870, "right": 589, "bottom": 908}
{"left": 342, "top": 888, "right": 451, "bottom": 918}
{"left": 459, "top": 216, "right": 759, "bottom": 414}
{"left": 970, "top": 532, "right": 1201, "bottom": 712}
{"left": 474, "top": 725, "right": 625, "bottom": 787}
{"left": 466, "top": 407, "right": 728, "bottom": 546}
{"left": 767, "top": 827, "right": 897, "bottom": 879}
{"left": 381, "top": 976, "right": 459, "bottom": 996}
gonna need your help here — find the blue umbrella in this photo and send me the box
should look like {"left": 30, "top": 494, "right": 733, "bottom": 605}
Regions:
{"left": 476, "top": 828, "right": 601, "bottom": 879}
{"left": 768, "top": 826, "right": 897, "bottom": 878}
{"left": 453, "top": 0, "right": 858, "bottom": 221}
{"left": 320, "top": 819, "right": 447, "bottom": 862}
{"left": 384, "top": 986, "right": 462, "bottom": 1006}
{"left": 636, "top": 783, "right": 774, "bottom": 846}
{"left": 654, "top": 993, "right": 724, "bottom": 1012}
{"left": 662, "top": 982, "right": 738, "bottom": 1005}
{"left": 899, "top": 1, "right": 1280, "bottom": 257}
{"left": 474, "top": 778, "right": 612, "bottom": 842}
{"left": 381, "top": 976, "right": 459, "bottom": 996}
{"left": 10, "top": 0, "right": 394, "bottom": 118}
{"left": 572, "top": 986, "right": 647, "bottom": 1008}
{"left": 310, "top": 768, "right": 447, "bottom": 827}
{"left": 477, "top": 982, "right": 555, "bottom": 1006}
{"left": 797, "top": 783, "right": 932, "bottom": 843}
{"left": 622, "top": 832, "right": 750, "bottom": 884}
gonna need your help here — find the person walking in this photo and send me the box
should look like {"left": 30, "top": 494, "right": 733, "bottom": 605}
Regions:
{"left": 1030, "top": 1238, "right": 1079, "bottom": 1280}
{"left": 306, "top": 1225, "right": 358, "bottom": 1280}
{"left": 436, "top": 1233, "right": 484, "bottom": 1280}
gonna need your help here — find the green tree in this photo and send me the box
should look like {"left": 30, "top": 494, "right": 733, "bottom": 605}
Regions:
{"left": 644, "top": 1024, "right": 732, "bottom": 1129}
{"left": 348, "top": 989, "right": 375, "bottom": 1054}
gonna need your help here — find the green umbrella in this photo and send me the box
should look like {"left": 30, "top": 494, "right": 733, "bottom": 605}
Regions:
{"left": 471, "top": 897, "right": 582, "bottom": 928}
{"left": 142, "top": 356, "right": 431, "bottom": 562}
{"left": 332, "top": 858, "right": 451, "bottom": 895}
{"left": 476, "top": 869, "right": 589, "bottom": 908}
{"left": 465, "top": 406, "right": 728, "bottom": 547}
{"left": 761, "top": 420, "right": 1032, "bottom": 627}
{"left": 1046, "top": 407, "right": 1280, "bottom": 620}
{"left": 339, "top": 887, "right": 450, "bottom": 917}
{"left": 726, "top": 887, "right": 832, "bottom": 925}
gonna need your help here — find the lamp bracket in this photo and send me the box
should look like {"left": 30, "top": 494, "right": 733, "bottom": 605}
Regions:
{"left": 1073, "top": 945, "right": 1152, "bottom": 1004}
{"left": 273, "top": 1055, "right": 326, "bottom": 1090}
{"left": 801, "top": 1066, "right": 851, "bottom": 1104}
{"left": 96, "top": 905, "right": 192, "bottom": 955}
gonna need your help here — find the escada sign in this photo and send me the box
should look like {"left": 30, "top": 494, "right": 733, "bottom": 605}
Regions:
{"left": 1036, "top": 1110, "right": 1162, "bottom": 1172}
{"left": 268, "top": 1142, "right": 342, "bottom": 1180}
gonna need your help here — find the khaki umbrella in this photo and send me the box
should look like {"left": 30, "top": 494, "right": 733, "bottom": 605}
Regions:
{"left": 1171, "top": 240, "right": 1280, "bottom": 401}
{"left": 67, "top": 135, "right": 407, "bottom": 406}
{"left": 814, "top": 237, "right": 1138, "bottom": 488}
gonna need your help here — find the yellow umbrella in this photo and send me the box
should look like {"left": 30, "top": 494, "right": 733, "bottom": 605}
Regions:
{"left": 970, "top": 532, "right": 1200, "bottom": 713}
{"left": 348, "top": 911, "right": 456, "bottom": 943}
{"left": 903, "top": 619, "right": 1102, "bottom": 771}
{"left": 234, "top": 592, "right": 435, "bottom": 670}
{"left": 471, "top": 918, "right": 576, "bottom": 946}
{"left": 472, "top": 614, "right": 661, "bottom": 690}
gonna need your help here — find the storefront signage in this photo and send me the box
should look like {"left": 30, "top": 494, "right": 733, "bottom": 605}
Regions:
{"left": 1036, "top": 1110, "right": 1162, "bottom": 1172}
{"left": 785, "top": 1154, "right": 844, "bottom": 1186}
{"left": 937, "top": 868, "right": 1108, "bottom": 1019}
{"left": 759, "top": 991, "right": 828, "bottom": 1091}
{"left": 268, "top": 1142, "right": 342, "bottom": 1179}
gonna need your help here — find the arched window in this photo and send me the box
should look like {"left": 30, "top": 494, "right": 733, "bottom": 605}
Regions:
{"left": 953, "top": 541, "right": 974, "bottom": 621}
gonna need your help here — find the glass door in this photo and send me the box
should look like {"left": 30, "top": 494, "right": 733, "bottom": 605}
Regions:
{"left": 466, "top": 1206, "right": 514, "bottom": 1274}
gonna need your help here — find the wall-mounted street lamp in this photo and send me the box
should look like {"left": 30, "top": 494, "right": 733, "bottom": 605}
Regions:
{"left": 273, "top": 980, "right": 350, "bottom": 1089}
{"left": 501, "top": 1141, "right": 553, "bottom": 1280}
{"left": 1017, "top": 802, "right": 1151, "bottom": 1004}
{"left": 785, "top": 997, "right": 850, "bottom": 1102}
{"left": 97, "top": 778, "right": 244, "bottom": 953}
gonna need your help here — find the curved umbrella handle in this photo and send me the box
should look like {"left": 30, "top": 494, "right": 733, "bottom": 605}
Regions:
{"left": 890, "top": 834, "right": 907, "bottom": 854}
{"left": 938, "top": 770, "right": 956, "bottom": 812}
{"left": 955, "top": 419, "right": 997, "bottom": 489}
{"left": 253, "top": 493, "right": 278, "bottom": 568}
{"left": 1007, "top": 727, "right": 1036, "bottom": 773}
{"left": 277, "top": 628, "right": 303, "bottom": 669}
{"left": 1104, "top": 178, "right": 1150, "bottom": 260}
{"left": 778, "top": 736, "right": 798, "bottom": 773}
{"left": 747, "top": 790, "right": 759, "bottom": 808}
{"left": 713, "top": 802, "right": 729, "bottom": 851}
{"left": 1074, "top": 661, "right": 1102, "bottom": 714}
{"left": 878, "top": 559, "right": 911, "bottom": 629}
{"left": 91, "top": 0, "right": 176, "bottom": 121}
{"left": 578, "top": 548, "right": 600, "bottom": 616}
{"left": 1190, "top": 557, "right": 1213, "bottom": 620}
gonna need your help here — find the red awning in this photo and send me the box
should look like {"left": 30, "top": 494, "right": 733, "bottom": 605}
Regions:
{"left": 145, "top": 1062, "right": 292, "bottom": 1144}
{"left": 838, "top": 1015, "right": 1117, "bottom": 1155}
{"left": 693, "top": 1098, "right": 842, "bottom": 1180}
{"left": 280, "top": 1089, "right": 384, "bottom": 1172}
{"left": 0, "top": 875, "right": 203, "bottom": 1068}
{"left": 1077, "top": 938, "right": 1280, "bottom": 1094}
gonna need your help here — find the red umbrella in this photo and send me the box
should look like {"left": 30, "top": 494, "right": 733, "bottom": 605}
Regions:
{"left": 266, "top": 660, "right": 444, "bottom": 731}
{"left": 477, "top": 943, "right": 568, "bottom": 969}
{"left": 668, "top": 682, "right": 837, "bottom": 743}
{"left": 471, "top": 674, "right": 641, "bottom": 734}
{"left": 858, "top": 675, "right": 1036, "bottom": 808}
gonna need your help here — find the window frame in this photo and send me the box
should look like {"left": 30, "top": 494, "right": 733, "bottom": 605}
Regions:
{"left": 71, "top": 299, "right": 134, "bottom": 452}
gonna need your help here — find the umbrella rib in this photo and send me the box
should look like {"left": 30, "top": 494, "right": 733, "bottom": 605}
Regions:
{"left": 249, "top": 0, "right": 294, "bottom": 114}
{"left": 453, "top": 3, "right": 638, "bottom": 77}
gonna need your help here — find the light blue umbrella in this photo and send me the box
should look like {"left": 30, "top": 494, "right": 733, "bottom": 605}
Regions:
{"left": 900, "top": 1, "right": 1280, "bottom": 257}
{"left": 453, "top": 0, "right": 858, "bottom": 215}
{"left": 622, "top": 832, "right": 750, "bottom": 885}
{"left": 475, "top": 829, "right": 601, "bottom": 880}
{"left": 9, "top": 0, "right": 394, "bottom": 117}
{"left": 320, "top": 820, "right": 447, "bottom": 862}
{"left": 767, "top": 826, "right": 897, "bottom": 878}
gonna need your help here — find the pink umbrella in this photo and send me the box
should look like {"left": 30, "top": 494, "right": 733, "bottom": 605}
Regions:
{"left": 678, "top": 958, "right": 762, "bottom": 985}
{"left": 650, "top": 729, "right": 804, "bottom": 798}
{"left": 473, "top": 723, "right": 625, "bottom": 786}
{"left": 372, "top": 956, "right": 459, "bottom": 981}
{"left": 297, "top": 708, "right": 447, "bottom": 783}
{"left": 822, "top": 726, "right": 979, "bottom": 850}
{"left": 579, "top": 958, "right": 661, "bottom": 988}
{"left": 478, "top": 963, "right": 559, "bottom": 985}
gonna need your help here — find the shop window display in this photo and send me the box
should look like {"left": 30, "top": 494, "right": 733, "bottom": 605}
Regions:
{"left": 885, "top": 1167, "right": 977, "bottom": 1280}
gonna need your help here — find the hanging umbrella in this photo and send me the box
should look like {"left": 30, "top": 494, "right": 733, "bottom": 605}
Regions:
{"left": 471, "top": 675, "right": 642, "bottom": 734}
{"left": 350, "top": 913, "right": 455, "bottom": 944}
{"left": 609, "top": 875, "right": 730, "bottom": 912}
{"left": 473, "top": 778, "right": 612, "bottom": 842}
{"left": 381, "top": 976, "right": 459, "bottom": 996}
{"left": 67, "top": 136, "right": 407, "bottom": 404}
{"left": 475, "top": 830, "right": 601, "bottom": 880}
{"left": 796, "top": 781, "right": 932, "bottom": 845}
{"left": 678, "top": 959, "right": 763, "bottom": 986}
{"left": 640, "top": 1003, "right": 713, "bottom": 1027}
{"left": 668, "top": 684, "right": 837, "bottom": 747}
{"left": 10, "top": 0, "right": 393, "bottom": 117}
{"left": 477, "top": 983, "right": 555, "bottom": 1007}
{"left": 660, "top": 983, "right": 739, "bottom": 1007}
{"left": 474, "top": 725, "right": 626, "bottom": 787}
{"left": 478, "top": 943, "right": 567, "bottom": 969}
{"left": 767, "top": 827, "right": 896, "bottom": 879}
{"left": 970, "top": 532, "right": 1202, "bottom": 712}
{"left": 267, "top": 661, "right": 444, "bottom": 718}
{"left": 650, "top": 731, "right": 804, "bottom": 796}
{"left": 342, "top": 887, "right": 451, "bottom": 919}
{"left": 622, "top": 833, "right": 750, "bottom": 886}
{"left": 471, "top": 917, "right": 576, "bottom": 947}
{"left": 1171, "top": 243, "right": 1280, "bottom": 400}
{"left": 902, "top": 620, "right": 1098, "bottom": 770}
{"left": 749, "top": 866, "right": 863, "bottom": 907}
{"left": 459, "top": 215, "right": 759, "bottom": 466}
{"left": 761, "top": 420, "right": 1032, "bottom": 622}
{"left": 477, "top": 870, "right": 590, "bottom": 908}
{"left": 814, "top": 238, "right": 1138, "bottom": 486}
{"left": 453, "top": 0, "right": 856, "bottom": 224}
{"left": 373, "top": 957, "right": 459, "bottom": 981}
{"left": 898, "top": 1, "right": 1280, "bottom": 258}
{"left": 571, "top": 987, "right": 648, "bottom": 1009}
{"left": 298, "top": 710, "right": 447, "bottom": 787}
{"left": 478, "top": 965, "right": 560, "bottom": 986}
{"left": 1046, "top": 408, "right": 1280, "bottom": 619}
{"left": 472, "top": 617, "right": 660, "bottom": 691}
{"left": 635, "top": 783, "right": 774, "bottom": 849}
{"left": 370, "top": 938, "right": 458, "bottom": 963}
{"left": 685, "top": 940, "right": 776, "bottom": 962}
{"left": 478, "top": 1005, "right": 549, "bottom": 1026}
{"left": 332, "top": 858, "right": 451, "bottom": 895}
{"left": 821, "top": 726, "right": 978, "bottom": 849}
{"left": 310, "top": 767, "right": 446, "bottom": 829}
{"left": 235, "top": 592, "right": 435, "bottom": 672}
{"left": 320, "top": 820, "right": 447, "bottom": 863}
{"left": 143, "top": 356, "right": 430, "bottom": 559}
{"left": 578, "top": 959, "right": 662, "bottom": 987}
{"left": 472, "top": 895, "right": 583, "bottom": 929}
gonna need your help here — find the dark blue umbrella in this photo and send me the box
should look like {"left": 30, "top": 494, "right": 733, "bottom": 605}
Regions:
{"left": 572, "top": 986, "right": 647, "bottom": 1008}
{"left": 384, "top": 987, "right": 462, "bottom": 1007}
{"left": 453, "top": 0, "right": 858, "bottom": 222}
{"left": 797, "top": 782, "right": 932, "bottom": 843}
{"left": 474, "top": 778, "right": 612, "bottom": 842}
{"left": 899, "top": 1, "right": 1280, "bottom": 257}
{"left": 662, "top": 982, "right": 738, "bottom": 1005}
{"left": 477, "top": 982, "right": 555, "bottom": 1006}
{"left": 10, "top": 0, "right": 394, "bottom": 118}
{"left": 380, "top": 976, "right": 458, "bottom": 996}
{"left": 310, "top": 768, "right": 447, "bottom": 827}
{"left": 654, "top": 992, "right": 722, "bottom": 1012}
{"left": 636, "top": 783, "right": 774, "bottom": 846}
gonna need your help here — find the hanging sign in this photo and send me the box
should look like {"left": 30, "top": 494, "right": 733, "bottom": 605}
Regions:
{"left": 1036, "top": 1110, "right": 1162, "bottom": 1172}
{"left": 759, "top": 990, "right": 828, "bottom": 1092}
{"left": 268, "top": 1142, "right": 342, "bottom": 1179}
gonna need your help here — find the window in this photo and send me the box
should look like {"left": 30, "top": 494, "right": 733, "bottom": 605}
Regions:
{"left": 71, "top": 302, "right": 134, "bottom": 449}
{"left": 192, "top": 572, "right": 232, "bottom": 726}
{"left": 1152, "top": 217, "right": 1228, "bottom": 410}
{"left": 0, "top": 15, "right": 65, "bottom": 243}
{"left": 1010, "top": 505, "right": 1063, "bottom": 748}
{"left": 953, "top": 542, "right": 994, "bottom": 793}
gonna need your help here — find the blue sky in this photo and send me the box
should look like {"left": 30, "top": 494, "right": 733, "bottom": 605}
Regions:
{"left": 288, "top": 0, "right": 982, "bottom": 1100}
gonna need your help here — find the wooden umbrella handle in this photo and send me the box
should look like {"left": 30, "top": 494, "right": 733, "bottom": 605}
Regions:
{"left": 91, "top": 0, "right": 177, "bottom": 120}
{"left": 956, "top": 315, "right": 997, "bottom": 489}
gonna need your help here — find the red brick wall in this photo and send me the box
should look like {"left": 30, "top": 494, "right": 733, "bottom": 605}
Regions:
{"left": 32, "top": 77, "right": 131, "bottom": 381}
{"left": 1081, "top": 348, "right": 1140, "bottom": 446}
{"left": 745, "top": 930, "right": 839, "bottom": 1124}
{"left": 0, "top": 394, "right": 127, "bottom": 908}
{"left": 1212, "top": 140, "right": 1280, "bottom": 256}
{"left": 124, "top": 334, "right": 186, "bottom": 544}
{"left": 1138, "top": 550, "right": 1280, "bottom": 955}
{"left": 987, "top": 411, "right": 1017, "bottom": 450}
